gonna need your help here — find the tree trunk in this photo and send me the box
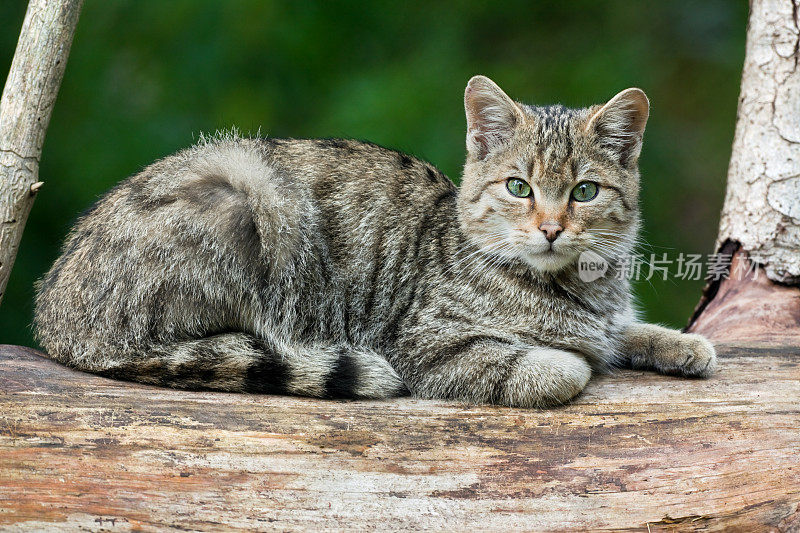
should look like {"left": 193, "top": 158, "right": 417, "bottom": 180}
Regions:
{"left": 688, "top": 0, "right": 800, "bottom": 343}
{"left": 0, "top": 0, "right": 83, "bottom": 306}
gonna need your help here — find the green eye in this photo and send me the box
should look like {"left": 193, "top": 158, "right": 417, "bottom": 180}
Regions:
{"left": 571, "top": 181, "right": 599, "bottom": 202}
{"left": 506, "top": 178, "right": 532, "bottom": 198}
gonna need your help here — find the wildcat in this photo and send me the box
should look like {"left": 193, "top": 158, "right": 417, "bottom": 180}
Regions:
{"left": 34, "top": 76, "right": 716, "bottom": 407}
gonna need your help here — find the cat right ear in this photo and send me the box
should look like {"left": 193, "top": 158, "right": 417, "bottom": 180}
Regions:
{"left": 585, "top": 88, "right": 649, "bottom": 168}
{"left": 464, "top": 75, "right": 524, "bottom": 160}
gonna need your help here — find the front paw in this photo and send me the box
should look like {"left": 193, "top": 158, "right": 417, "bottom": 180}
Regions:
{"left": 502, "top": 348, "right": 591, "bottom": 407}
{"left": 626, "top": 324, "right": 717, "bottom": 378}
{"left": 671, "top": 333, "right": 717, "bottom": 378}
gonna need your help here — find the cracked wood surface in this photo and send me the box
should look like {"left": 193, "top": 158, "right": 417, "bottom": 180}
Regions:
{"left": 0, "top": 344, "right": 798, "bottom": 531}
{"left": 0, "top": 0, "right": 82, "bottom": 304}
{"left": 717, "top": 0, "right": 800, "bottom": 283}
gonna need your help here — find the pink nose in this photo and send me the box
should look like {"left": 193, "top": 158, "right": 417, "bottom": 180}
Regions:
{"left": 539, "top": 222, "right": 563, "bottom": 243}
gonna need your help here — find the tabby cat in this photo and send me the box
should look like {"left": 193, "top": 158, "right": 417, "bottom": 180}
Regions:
{"left": 34, "top": 76, "right": 716, "bottom": 407}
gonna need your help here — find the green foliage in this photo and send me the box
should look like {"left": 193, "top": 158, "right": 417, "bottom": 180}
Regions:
{"left": 0, "top": 1, "right": 746, "bottom": 345}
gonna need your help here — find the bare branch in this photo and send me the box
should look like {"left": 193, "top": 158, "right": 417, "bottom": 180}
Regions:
{"left": 0, "top": 0, "right": 83, "bottom": 305}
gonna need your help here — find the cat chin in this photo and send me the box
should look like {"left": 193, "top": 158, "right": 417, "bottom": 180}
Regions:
{"left": 521, "top": 250, "right": 577, "bottom": 273}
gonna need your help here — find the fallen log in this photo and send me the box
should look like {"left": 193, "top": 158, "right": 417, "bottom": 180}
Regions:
{"left": 1, "top": 343, "right": 798, "bottom": 531}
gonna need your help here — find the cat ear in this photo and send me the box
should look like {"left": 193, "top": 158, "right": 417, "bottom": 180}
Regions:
{"left": 464, "top": 75, "right": 524, "bottom": 160}
{"left": 585, "top": 88, "right": 649, "bottom": 167}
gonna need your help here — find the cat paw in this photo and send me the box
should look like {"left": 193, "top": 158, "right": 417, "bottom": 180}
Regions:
{"left": 625, "top": 323, "right": 717, "bottom": 379}
{"left": 651, "top": 333, "right": 717, "bottom": 378}
{"left": 673, "top": 333, "right": 717, "bottom": 377}
{"left": 502, "top": 348, "right": 591, "bottom": 407}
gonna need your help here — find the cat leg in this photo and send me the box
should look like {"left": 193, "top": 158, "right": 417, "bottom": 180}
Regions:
{"left": 99, "top": 333, "right": 408, "bottom": 399}
{"left": 501, "top": 347, "right": 592, "bottom": 407}
{"left": 621, "top": 323, "right": 717, "bottom": 377}
{"left": 409, "top": 338, "right": 591, "bottom": 407}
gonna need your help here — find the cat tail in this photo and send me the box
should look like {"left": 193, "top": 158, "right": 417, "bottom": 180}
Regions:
{"left": 99, "top": 333, "right": 409, "bottom": 399}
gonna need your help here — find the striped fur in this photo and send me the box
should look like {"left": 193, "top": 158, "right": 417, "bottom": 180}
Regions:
{"left": 98, "top": 333, "right": 405, "bottom": 398}
{"left": 34, "top": 77, "right": 715, "bottom": 407}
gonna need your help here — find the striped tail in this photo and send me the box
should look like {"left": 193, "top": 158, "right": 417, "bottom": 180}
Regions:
{"left": 100, "top": 333, "right": 408, "bottom": 399}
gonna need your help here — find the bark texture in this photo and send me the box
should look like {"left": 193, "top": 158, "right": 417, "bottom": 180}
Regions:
{"left": 1, "top": 344, "right": 798, "bottom": 531}
{"left": 689, "top": 0, "right": 800, "bottom": 339}
{"left": 0, "top": 0, "right": 82, "bottom": 305}
{"left": 717, "top": 0, "right": 800, "bottom": 284}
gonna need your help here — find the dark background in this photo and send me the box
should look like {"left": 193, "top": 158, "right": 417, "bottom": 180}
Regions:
{"left": 1, "top": 1, "right": 747, "bottom": 346}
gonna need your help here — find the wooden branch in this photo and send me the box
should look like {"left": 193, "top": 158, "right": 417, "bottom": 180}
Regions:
{"left": 1, "top": 343, "right": 798, "bottom": 530}
{"left": 0, "top": 0, "right": 83, "bottom": 305}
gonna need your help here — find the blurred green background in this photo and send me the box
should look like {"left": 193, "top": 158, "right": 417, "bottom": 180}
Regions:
{"left": 1, "top": 1, "right": 746, "bottom": 346}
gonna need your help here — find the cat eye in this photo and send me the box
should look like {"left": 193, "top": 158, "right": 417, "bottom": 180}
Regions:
{"left": 571, "top": 181, "right": 599, "bottom": 202}
{"left": 506, "top": 178, "right": 532, "bottom": 198}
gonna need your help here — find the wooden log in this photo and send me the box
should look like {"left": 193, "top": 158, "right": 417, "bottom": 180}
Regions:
{"left": 1, "top": 344, "right": 798, "bottom": 531}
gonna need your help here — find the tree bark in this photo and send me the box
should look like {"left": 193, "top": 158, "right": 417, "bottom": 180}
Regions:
{"left": 688, "top": 0, "right": 800, "bottom": 341}
{"left": 0, "top": 0, "right": 83, "bottom": 306}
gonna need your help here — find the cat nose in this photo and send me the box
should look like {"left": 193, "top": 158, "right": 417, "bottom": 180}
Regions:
{"left": 539, "top": 221, "right": 563, "bottom": 243}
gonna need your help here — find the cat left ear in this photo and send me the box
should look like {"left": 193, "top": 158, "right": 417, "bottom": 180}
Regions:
{"left": 585, "top": 88, "right": 649, "bottom": 168}
{"left": 464, "top": 75, "right": 524, "bottom": 160}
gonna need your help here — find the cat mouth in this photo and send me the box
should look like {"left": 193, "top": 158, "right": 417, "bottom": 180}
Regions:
{"left": 522, "top": 245, "right": 578, "bottom": 272}
{"left": 530, "top": 243, "right": 562, "bottom": 255}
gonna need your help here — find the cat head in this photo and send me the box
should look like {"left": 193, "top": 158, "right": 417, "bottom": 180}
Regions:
{"left": 458, "top": 75, "right": 647, "bottom": 274}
